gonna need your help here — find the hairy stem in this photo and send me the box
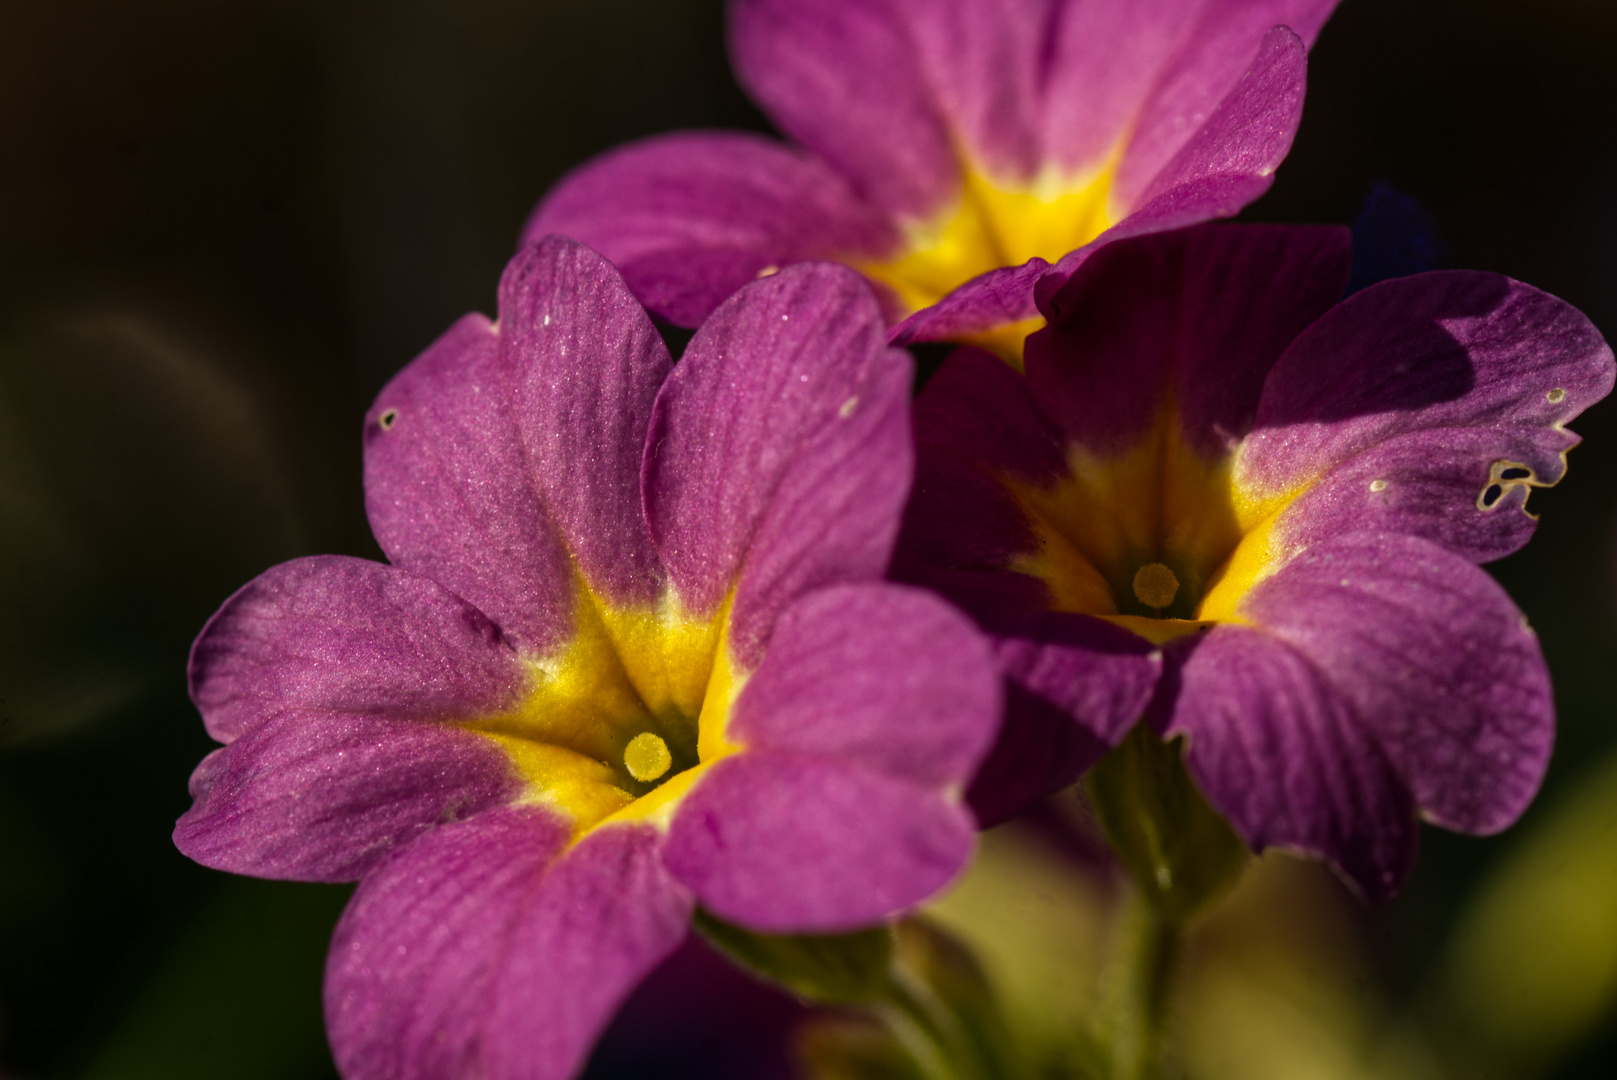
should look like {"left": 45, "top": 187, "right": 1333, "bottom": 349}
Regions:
{"left": 1103, "top": 891, "right": 1183, "bottom": 1080}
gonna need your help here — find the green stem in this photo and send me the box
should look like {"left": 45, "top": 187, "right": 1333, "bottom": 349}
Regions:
{"left": 1103, "top": 890, "right": 1183, "bottom": 1080}
{"left": 881, "top": 973, "right": 967, "bottom": 1080}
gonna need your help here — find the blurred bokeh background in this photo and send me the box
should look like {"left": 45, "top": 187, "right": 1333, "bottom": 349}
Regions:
{"left": 1, "top": 0, "right": 1613, "bottom": 1077}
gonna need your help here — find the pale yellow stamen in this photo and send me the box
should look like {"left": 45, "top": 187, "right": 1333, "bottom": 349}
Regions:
{"left": 1132, "top": 563, "right": 1181, "bottom": 611}
{"left": 624, "top": 732, "right": 673, "bottom": 782}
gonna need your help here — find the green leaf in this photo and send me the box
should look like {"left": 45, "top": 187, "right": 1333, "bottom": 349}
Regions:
{"left": 693, "top": 908, "right": 894, "bottom": 1004}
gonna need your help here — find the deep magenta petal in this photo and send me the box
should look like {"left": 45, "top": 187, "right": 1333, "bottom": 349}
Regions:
{"left": 1162, "top": 627, "right": 1419, "bottom": 902}
{"left": 498, "top": 235, "right": 671, "bottom": 606}
{"left": 644, "top": 263, "right": 912, "bottom": 664}
{"left": 729, "top": 0, "right": 959, "bottom": 221}
{"left": 1240, "top": 532, "right": 1554, "bottom": 836}
{"left": 188, "top": 556, "right": 526, "bottom": 744}
{"left": 1243, "top": 271, "right": 1615, "bottom": 495}
{"left": 365, "top": 312, "right": 576, "bottom": 654}
{"left": 522, "top": 132, "right": 898, "bottom": 327}
{"left": 1029, "top": 223, "right": 1350, "bottom": 456}
{"left": 728, "top": 583, "right": 999, "bottom": 789}
{"left": 481, "top": 825, "right": 695, "bottom": 1080}
{"left": 325, "top": 807, "right": 571, "bottom": 1080}
{"left": 664, "top": 752, "right": 975, "bottom": 933}
{"left": 174, "top": 712, "right": 519, "bottom": 883}
{"left": 967, "top": 613, "right": 1163, "bottom": 826}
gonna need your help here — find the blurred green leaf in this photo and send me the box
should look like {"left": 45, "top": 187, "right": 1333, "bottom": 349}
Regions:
{"left": 693, "top": 909, "right": 894, "bottom": 1006}
{"left": 1429, "top": 749, "right": 1617, "bottom": 1075}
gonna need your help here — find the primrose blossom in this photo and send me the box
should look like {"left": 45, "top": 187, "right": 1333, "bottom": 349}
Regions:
{"left": 896, "top": 223, "right": 1614, "bottom": 900}
{"left": 526, "top": 0, "right": 1340, "bottom": 359}
{"left": 173, "top": 237, "right": 999, "bottom": 1079}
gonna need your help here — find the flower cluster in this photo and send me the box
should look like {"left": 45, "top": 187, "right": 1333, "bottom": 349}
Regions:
{"left": 174, "top": 0, "right": 1613, "bottom": 1077}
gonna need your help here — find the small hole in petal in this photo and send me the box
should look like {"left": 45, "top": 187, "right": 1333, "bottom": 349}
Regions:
{"left": 1480, "top": 484, "right": 1503, "bottom": 508}
{"left": 1547, "top": 388, "right": 1566, "bottom": 404}
{"left": 1369, "top": 479, "right": 1388, "bottom": 492}
{"left": 1499, "top": 467, "right": 1531, "bottom": 481}
{"left": 379, "top": 409, "right": 399, "bottom": 430}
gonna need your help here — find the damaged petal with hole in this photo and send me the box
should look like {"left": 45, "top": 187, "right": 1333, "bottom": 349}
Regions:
{"left": 897, "top": 223, "right": 1614, "bottom": 901}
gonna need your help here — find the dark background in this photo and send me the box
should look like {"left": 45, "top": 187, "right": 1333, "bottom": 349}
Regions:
{"left": 1, "top": 0, "right": 1613, "bottom": 1077}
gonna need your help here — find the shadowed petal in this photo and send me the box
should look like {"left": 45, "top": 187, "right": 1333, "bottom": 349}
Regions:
{"left": 499, "top": 235, "right": 671, "bottom": 606}
{"left": 893, "top": 346, "right": 1065, "bottom": 605}
{"left": 1241, "top": 271, "right": 1615, "bottom": 498}
{"left": 522, "top": 132, "right": 898, "bottom": 327}
{"left": 1028, "top": 223, "right": 1350, "bottom": 456}
{"left": 365, "top": 313, "right": 576, "bottom": 654}
{"left": 175, "top": 712, "right": 519, "bottom": 883}
{"left": 664, "top": 752, "right": 975, "bottom": 933}
{"left": 1162, "top": 626, "right": 1419, "bottom": 902}
{"left": 1241, "top": 532, "right": 1554, "bottom": 835}
{"left": 189, "top": 556, "right": 526, "bottom": 744}
{"left": 481, "top": 825, "right": 695, "bottom": 1080}
{"left": 968, "top": 613, "right": 1163, "bottom": 825}
{"left": 728, "top": 583, "right": 999, "bottom": 789}
{"left": 325, "top": 806, "right": 572, "bottom": 1080}
{"left": 644, "top": 263, "right": 912, "bottom": 665}
{"left": 729, "top": 0, "right": 959, "bottom": 221}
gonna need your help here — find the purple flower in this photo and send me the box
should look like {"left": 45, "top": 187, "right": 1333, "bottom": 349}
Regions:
{"left": 173, "top": 236, "right": 999, "bottom": 1080}
{"left": 895, "top": 223, "right": 1615, "bottom": 901}
{"left": 525, "top": 0, "right": 1338, "bottom": 358}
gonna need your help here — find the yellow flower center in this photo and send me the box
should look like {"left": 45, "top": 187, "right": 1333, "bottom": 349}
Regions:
{"left": 1007, "top": 407, "right": 1302, "bottom": 644}
{"left": 463, "top": 581, "right": 743, "bottom": 839}
{"left": 855, "top": 162, "right": 1120, "bottom": 363}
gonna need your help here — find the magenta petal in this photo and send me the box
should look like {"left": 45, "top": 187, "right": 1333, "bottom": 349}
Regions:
{"left": 729, "top": 0, "right": 959, "bottom": 221}
{"left": 1275, "top": 425, "right": 1578, "bottom": 564}
{"left": 896, "top": 346, "right": 1064, "bottom": 585}
{"left": 325, "top": 806, "right": 571, "bottom": 1080}
{"left": 1243, "top": 271, "right": 1615, "bottom": 495}
{"left": 189, "top": 556, "right": 524, "bottom": 744}
{"left": 1116, "top": 5, "right": 1330, "bottom": 207}
{"left": 665, "top": 752, "right": 975, "bottom": 933}
{"left": 481, "top": 825, "right": 694, "bottom": 1080}
{"left": 499, "top": 235, "right": 671, "bottom": 606}
{"left": 1240, "top": 532, "right": 1554, "bottom": 836}
{"left": 1027, "top": 24, "right": 1316, "bottom": 308}
{"left": 889, "top": 259, "right": 1050, "bottom": 347}
{"left": 365, "top": 312, "right": 576, "bottom": 654}
{"left": 522, "top": 132, "right": 899, "bottom": 328}
{"left": 728, "top": 583, "right": 999, "bottom": 789}
{"left": 1163, "top": 626, "right": 1418, "bottom": 902}
{"left": 174, "top": 712, "right": 518, "bottom": 883}
{"left": 1029, "top": 223, "right": 1350, "bottom": 456}
{"left": 644, "top": 263, "right": 912, "bottom": 663}
{"left": 968, "top": 613, "right": 1164, "bottom": 826}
